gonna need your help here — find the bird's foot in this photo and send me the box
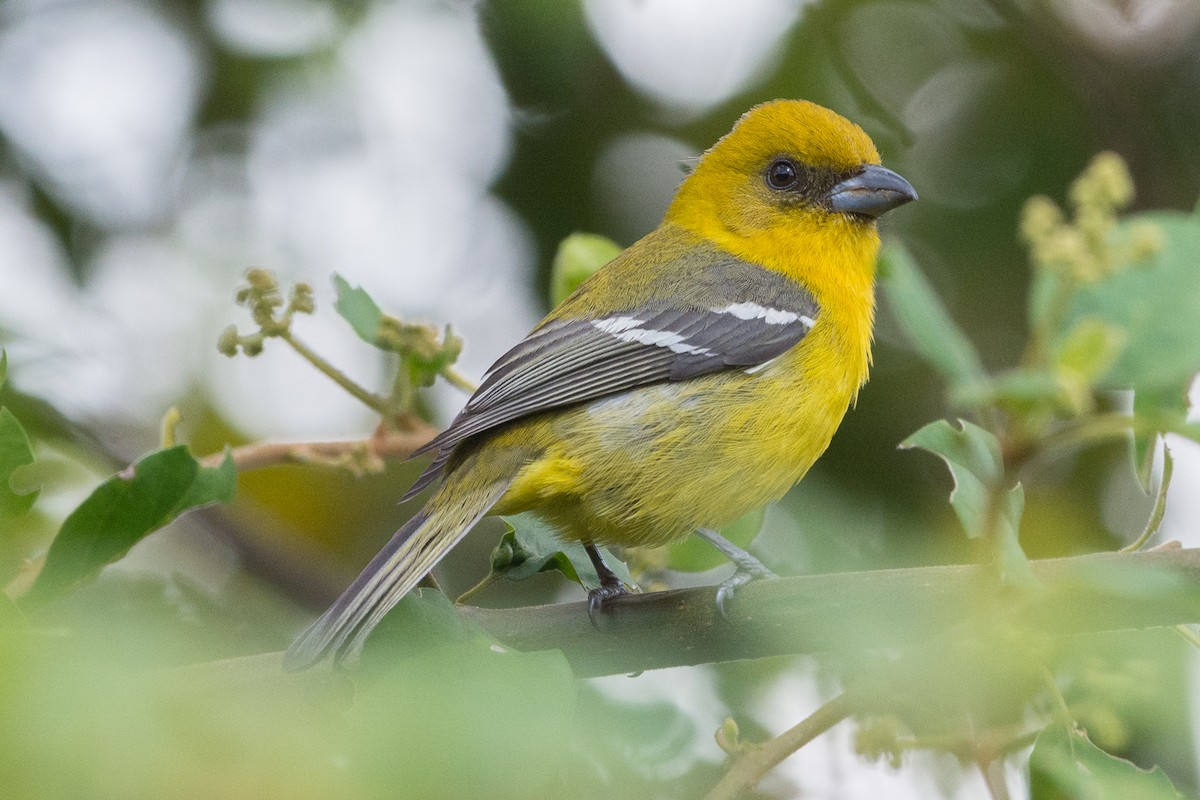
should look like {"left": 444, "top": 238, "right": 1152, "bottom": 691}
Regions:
{"left": 586, "top": 582, "right": 630, "bottom": 624}
{"left": 715, "top": 558, "right": 776, "bottom": 619}
{"left": 694, "top": 527, "right": 777, "bottom": 620}
{"left": 585, "top": 543, "right": 630, "bottom": 627}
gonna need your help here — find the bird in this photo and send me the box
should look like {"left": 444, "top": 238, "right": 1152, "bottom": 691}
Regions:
{"left": 284, "top": 99, "right": 916, "bottom": 670}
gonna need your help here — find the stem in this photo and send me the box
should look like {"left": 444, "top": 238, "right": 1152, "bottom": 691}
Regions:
{"left": 441, "top": 367, "right": 479, "bottom": 394}
{"left": 1121, "top": 444, "right": 1174, "bottom": 553}
{"left": 1016, "top": 412, "right": 1135, "bottom": 473}
{"left": 1021, "top": 271, "right": 1077, "bottom": 372}
{"left": 704, "top": 693, "right": 854, "bottom": 800}
{"left": 199, "top": 424, "right": 437, "bottom": 473}
{"left": 281, "top": 331, "right": 390, "bottom": 415}
{"left": 978, "top": 759, "right": 1011, "bottom": 800}
{"left": 455, "top": 572, "right": 500, "bottom": 605}
{"left": 161, "top": 406, "right": 182, "bottom": 448}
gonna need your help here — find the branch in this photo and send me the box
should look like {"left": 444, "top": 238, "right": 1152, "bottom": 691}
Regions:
{"left": 705, "top": 692, "right": 854, "bottom": 800}
{"left": 199, "top": 421, "right": 437, "bottom": 473}
{"left": 198, "top": 546, "right": 1200, "bottom": 682}
{"left": 457, "top": 545, "right": 1200, "bottom": 678}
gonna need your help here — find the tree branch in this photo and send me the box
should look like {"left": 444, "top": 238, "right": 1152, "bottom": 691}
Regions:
{"left": 198, "top": 546, "right": 1200, "bottom": 682}
{"left": 199, "top": 421, "right": 437, "bottom": 473}
{"left": 457, "top": 545, "right": 1200, "bottom": 678}
{"left": 704, "top": 692, "right": 854, "bottom": 800}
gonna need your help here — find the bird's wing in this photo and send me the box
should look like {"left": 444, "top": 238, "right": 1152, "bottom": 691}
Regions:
{"left": 402, "top": 251, "right": 820, "bottom": 501}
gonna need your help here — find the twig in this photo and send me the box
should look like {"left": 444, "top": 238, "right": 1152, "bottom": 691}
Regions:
{"left": 441, "top": 366, "right": 479, "bottom": 394}
{"left": 705, "top": 692, "right": 854, "bottom": 800}
{"left": 199, "top": 422, "right": 437, "bottom": 473}
{"left": 280, "top": 330, "right": 391, "bottom": 415}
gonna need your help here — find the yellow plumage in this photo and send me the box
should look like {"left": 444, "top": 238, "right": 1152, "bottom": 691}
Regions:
{"left": 284, "top": 99, "right": 916, "bottom": 669}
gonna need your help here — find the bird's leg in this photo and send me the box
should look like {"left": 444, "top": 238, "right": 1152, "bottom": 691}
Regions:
{"left": 585, "top": 543, "right": 629, "bottom": 622}
{"left": 694, "top": 527, "right": 777, "bottom": 619}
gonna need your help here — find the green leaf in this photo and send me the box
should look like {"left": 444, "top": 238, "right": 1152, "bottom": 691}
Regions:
{"left": 0, "top": 407, "right": 37, "bottom": 519}
{"left": 878, "top": 244, "right": 986, "bottom": 387}
{"left": 1131, "top": 385, "right": 1188, "bottom": 491}
{"left": 901, "top": 420, "right": 1033, "bottom": 585}
{"left": 332, "top": 273, "right": 385, "bottom": 345}
{"left": 1065, "top": 213, "right": 1200, "bottom": 397}
{"left": 1054, "top": 317, "right": 1127, "bottom": 384}
{"left": 26, "top": 447, "right": 237, "bottom": 604}
{"left": 951, "top": 371, "right": 1070, "bottom": 413}
{"left": 1030, "top": 726, "right": 1185, "bottom": 800}
{"left": 0, "top": 350, "right": 38, "bottom": 519}
{"left": 550, "top": 233, "right": 621, "bottom": 305}
{"left": 352, "top": 590, "right": 576, "bottom": 797}
{"left": 996, "top": 483, "right": 1035, "bottom": 586}
{"left": 667, "top": 507, "right": 765, "bottom": 572}
{"left": 493, "top": 513, "right": 634, "bottom": 591}
{"left": 900, "top": 419, "right": 1003, "bottom": 539}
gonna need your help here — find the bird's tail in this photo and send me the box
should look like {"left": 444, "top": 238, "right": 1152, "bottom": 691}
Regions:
{"left": 283, "top": 470, "right": 514, "bottom": 671}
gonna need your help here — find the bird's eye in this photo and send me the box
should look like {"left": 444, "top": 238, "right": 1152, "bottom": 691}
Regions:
{"left": 765, "top": 159, "right": 799, "bottom": 190}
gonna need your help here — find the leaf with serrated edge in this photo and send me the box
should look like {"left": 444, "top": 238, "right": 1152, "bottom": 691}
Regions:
{"left": 902, "top": 420, "right": 1034, "bottom": 584}
{"left": 900, "top": 419, "right": 1002, "bottom": 539}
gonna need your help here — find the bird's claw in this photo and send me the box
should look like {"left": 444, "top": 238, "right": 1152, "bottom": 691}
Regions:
{"left": 715, "top": 563, "right": 777, "bottom": 621}
{"left": 587, "top": 583, "right": 630, "bottom": 627}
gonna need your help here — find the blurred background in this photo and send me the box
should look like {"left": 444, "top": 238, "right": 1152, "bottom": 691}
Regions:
{"left": 2, "top": 0, "right": 1199, "bottom": 797}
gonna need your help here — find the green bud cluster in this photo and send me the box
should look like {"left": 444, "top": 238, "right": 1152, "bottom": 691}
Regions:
{"left": 1021, "top": 152, "right": 1157, "bottom": 284}
{"left": 218, "top": 269, "right": 317, "bottom": 357}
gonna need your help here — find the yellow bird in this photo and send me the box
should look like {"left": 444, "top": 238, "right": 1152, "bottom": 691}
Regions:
{"left": 285, "top": 99, "right": 916, "bottom": 670}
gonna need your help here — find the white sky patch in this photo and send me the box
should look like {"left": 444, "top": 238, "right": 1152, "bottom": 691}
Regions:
{"left": 583, "top": 0, "right": 809, "bottom": 114}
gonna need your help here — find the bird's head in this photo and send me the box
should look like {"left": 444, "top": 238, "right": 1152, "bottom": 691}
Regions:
{"left": 666, "top": 100, "right": 916, "bottom": 245}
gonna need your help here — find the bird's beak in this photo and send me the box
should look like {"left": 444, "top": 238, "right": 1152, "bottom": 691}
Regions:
{"left": 827, "top": 164, "right": 917, "bottom": 219}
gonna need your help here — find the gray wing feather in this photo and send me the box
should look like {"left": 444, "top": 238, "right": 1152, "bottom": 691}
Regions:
{"left": 402, "top": 255, "right": 820, "bottom": 498}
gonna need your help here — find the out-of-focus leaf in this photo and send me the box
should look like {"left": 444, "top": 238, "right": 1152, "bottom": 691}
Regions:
{"left": 26, "top": 447, "right": 237, "bottom": 604}
{"left": 878, "top": 244, "right": 986, "bottom": 387}
{"left": 952, "top": 370, "right": 1067, "bottom": 413}
{"left": 1029, "top": 726, "right": 1185, "bottom": 800}
{"left": 365, "top": 587, "right": 494, "bottom": 659}
{"left": 667, "top": 507, "right": 765, "bottom": 572}
{"left": 0, "top": 350, "right": 37, "bottom": 519}
{"left": 550, "top": 233, "right": 621, "bottom": 305}
{"left": 332, "top": 273, "right": 385, "bottom": 345}
{"left": 0, "top": 408, "right": 37, "bottom": 520}
{"left": 996, "top": 484, "right": 1034, "bottom": 586}
{"left": 493, "top": 513, "right": 634, "bottom": 591}
{"left": 901, "top": 419, "right": 1033, "bottom": 584}
{"left": 352, "top": 591, "right": 577, "bottom": 798}
{"left": 1065, "top": 213, "right": 1200, "bottom": 397}
{"left": 1053, "top": 317, "right": 1127, "bottom": 384}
